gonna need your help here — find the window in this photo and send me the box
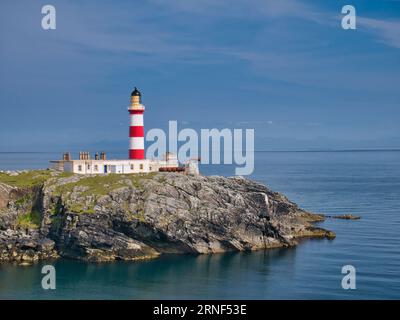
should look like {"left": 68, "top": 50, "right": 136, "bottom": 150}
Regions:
{"left": 139, "top": 164, "right": 144, "bottom": 170}
{"left": 87, "top": 164, "right": 90, "bottom": 170}
{"left": 130, "top": 165, "right": 134, "bottom": 170}
{"left": 94, "top": 165, "right": 98, "bottom": 171}
{"left": 78, "top": 165, "right": 82, "bottom": 171}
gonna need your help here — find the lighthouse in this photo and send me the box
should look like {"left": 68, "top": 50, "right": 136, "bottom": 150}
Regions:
{"left": 128, "top": 87, "right": 145, "bottom": 160}
{"left": 51, "top": 86, "right": 199, "bottom": 175}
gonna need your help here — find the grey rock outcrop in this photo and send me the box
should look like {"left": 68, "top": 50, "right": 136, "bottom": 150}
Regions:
{"left": 0, "top": 171, "right": 335, "bottom": 262}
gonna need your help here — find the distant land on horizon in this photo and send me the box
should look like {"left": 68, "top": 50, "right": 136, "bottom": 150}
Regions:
{"left": 1, "top": 136, "right": 400, "bottom": 154}
{"left": 1, "top": 148, "right": 400, "bottom": 155}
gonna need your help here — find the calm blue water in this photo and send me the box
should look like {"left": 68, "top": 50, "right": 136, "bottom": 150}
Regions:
{"left": 0, "top": 151, "right": 399, "bottom": 299}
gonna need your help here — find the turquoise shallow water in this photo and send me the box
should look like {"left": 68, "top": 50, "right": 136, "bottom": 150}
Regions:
{"left": 0, "top": 151, "right": 399, "bottom": 299}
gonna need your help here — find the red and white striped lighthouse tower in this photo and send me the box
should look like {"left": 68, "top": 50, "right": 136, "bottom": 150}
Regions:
{"left": 128, "top": 87, "right": 145, "bottom": 160}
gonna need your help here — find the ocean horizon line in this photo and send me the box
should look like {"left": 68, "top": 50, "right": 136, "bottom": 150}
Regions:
{"left": 1, "top": 148, "right": 400, "bottom": 154}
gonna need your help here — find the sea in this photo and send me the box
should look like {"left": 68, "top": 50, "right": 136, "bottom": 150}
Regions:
{"left": 0, "top": 150, "right": 399, "bottom": 299}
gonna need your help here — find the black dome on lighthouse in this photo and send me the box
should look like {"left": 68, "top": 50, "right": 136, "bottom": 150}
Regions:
{"left": 131, "top": 87, "right": 141, "bottom": 97}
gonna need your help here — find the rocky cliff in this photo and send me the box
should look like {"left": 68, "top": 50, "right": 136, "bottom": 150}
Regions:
{"left": 0, "top": 170, "right": 334, "bottom": 263}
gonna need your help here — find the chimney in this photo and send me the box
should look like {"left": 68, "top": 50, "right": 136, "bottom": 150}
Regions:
{"left": 63, "top": 152, "right": 71, "bottom": 161}
{"left": 79, "top": 152, "right": 91, "bottom": 160}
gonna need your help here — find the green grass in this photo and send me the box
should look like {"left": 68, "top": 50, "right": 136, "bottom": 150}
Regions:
{"left": 52, "top": 173, "right": 156, "bottom": 214}
{"left": 0, "top": 170, "right": 52, "bottom": 188}
{"left": 67, "top": 202, "right": 95, "bottom": 214}
{"left": 124, "top": 204, "right": 146, "bottom": 222}
{"left": 136, "top": 209, "right": 146, "bottom": 222}
{"left": 54, "top": 173, "right": 156, "bottom": 197}
{"left": 16, "top": 210, "right": 41, "bottom": 229}
{"left": 14, "top": 194, "right": 33, "bottom": 206}
{"left": 57, "top": 172, "right": 74, "bottom": 178}
{"left": 49, "top": 200, "right": 63, "bottom": 215}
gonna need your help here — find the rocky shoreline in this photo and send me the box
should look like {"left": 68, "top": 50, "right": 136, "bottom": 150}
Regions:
{"left": 0, "top": 170, "right": 335, "bottom": 263}
{"left": 325, "top": 214, "right": 361, "bottom": 220}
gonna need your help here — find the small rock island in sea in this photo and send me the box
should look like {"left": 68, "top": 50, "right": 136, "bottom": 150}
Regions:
{"left": 0, "top": 169, "right": 335, "bottom": 263}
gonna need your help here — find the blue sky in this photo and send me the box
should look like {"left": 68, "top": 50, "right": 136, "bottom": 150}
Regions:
{"left": 0, "top": 0, "right": 399, "bottom": 152}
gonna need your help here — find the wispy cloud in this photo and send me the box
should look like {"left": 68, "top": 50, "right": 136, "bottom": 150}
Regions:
{"left": 2, "top": 0, "right": 399, "bottom": 92}
{"left": 147, "top": 0, "right": 334, "bottom": 29}
{"left": 358, "top": 17, "right": 400, "bottom": 49}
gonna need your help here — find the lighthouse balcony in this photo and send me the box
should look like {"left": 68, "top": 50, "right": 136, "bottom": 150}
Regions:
{"left": 128, "top": 104, "right": 145, "bottom": 111}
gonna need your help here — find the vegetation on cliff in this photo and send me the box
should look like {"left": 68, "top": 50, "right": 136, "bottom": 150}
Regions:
{"left": 0, "top": 170, "right": 335, "bottom": 263}
{"left": 0, "top": 170, "right": 53, "bottom": 188}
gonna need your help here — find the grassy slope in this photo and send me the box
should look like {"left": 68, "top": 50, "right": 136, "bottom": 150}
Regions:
{"left": 0, "top": 170, "right": 54, "bottom": 188}
{"left": 0, "top": 170, "right": 157, "bottom": 225}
